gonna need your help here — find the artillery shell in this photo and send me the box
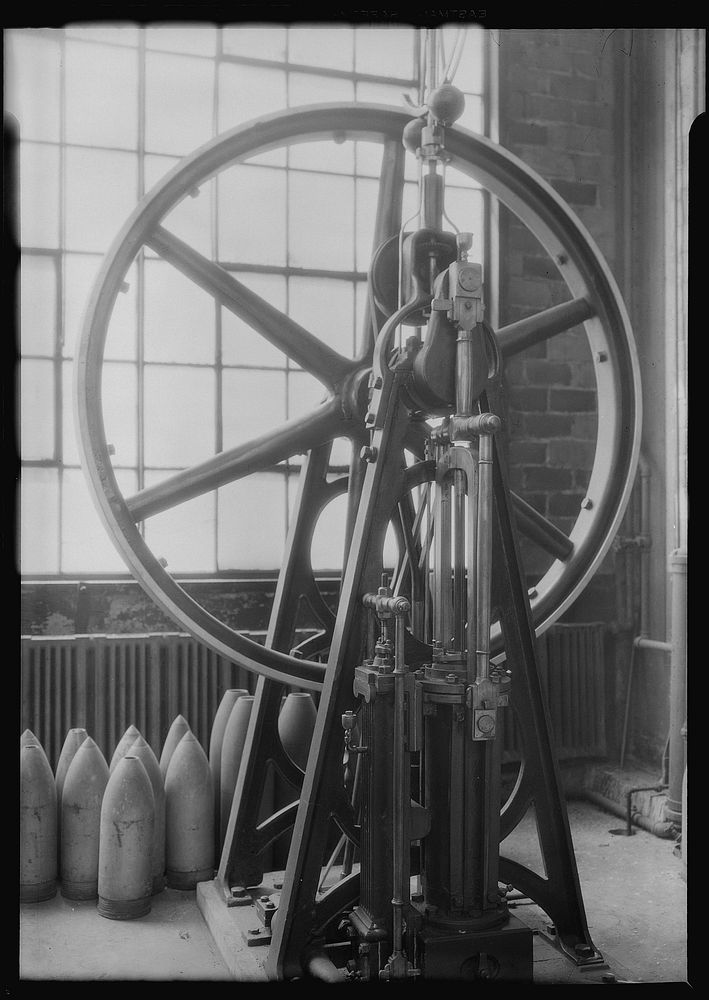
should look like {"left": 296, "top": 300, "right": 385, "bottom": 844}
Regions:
{"left": 97, "top": 755, "right": 154, "bottom": 919}
{"left": 165, "top": 732, "right": 214, "bottom": 889}
{"left": 21, "top": 744, "right": 57, "bottom": 902}
{"left": 60, "top": 737, "right": 109, "bottom": 900}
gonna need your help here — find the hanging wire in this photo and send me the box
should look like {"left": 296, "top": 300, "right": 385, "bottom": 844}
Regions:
{"left": 442, "top": 28, "right": 467, "bottom": 84}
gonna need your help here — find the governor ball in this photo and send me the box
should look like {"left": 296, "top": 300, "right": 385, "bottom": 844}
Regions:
{"left": 428, "top": 84, "right": 466, "bottom": 124}
{"left": 402, "top": 117, "right": 425, "bottom": 153}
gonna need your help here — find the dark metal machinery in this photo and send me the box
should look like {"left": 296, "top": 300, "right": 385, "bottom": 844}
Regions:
{"left": 75, "top": 62, "right": 641, "bottom": 981}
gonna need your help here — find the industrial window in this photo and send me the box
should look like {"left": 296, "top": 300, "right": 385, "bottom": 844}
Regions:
{"left": 10, "top": 23, "right": 491, "bottom": 579}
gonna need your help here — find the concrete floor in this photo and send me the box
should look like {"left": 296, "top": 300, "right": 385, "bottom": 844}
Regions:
{"left": 19, "top": 799, "right": 688, "bottom": 985}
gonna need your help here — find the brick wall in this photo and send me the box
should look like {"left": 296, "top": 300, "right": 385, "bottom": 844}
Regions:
{"left": 497, "top": 28, "right": 621, "bottom": 621}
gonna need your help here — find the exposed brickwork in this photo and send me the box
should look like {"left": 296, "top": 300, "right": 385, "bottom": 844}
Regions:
{"left": 497, "top": 29, "right": 618, "bottom": 596}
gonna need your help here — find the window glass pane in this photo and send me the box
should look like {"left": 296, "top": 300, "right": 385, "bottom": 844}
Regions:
{"left": 21, "top": 254, "right": 57, "bottom": 356}
{"left": 145, "top": 52, "right": 215, "bottom": 156}
{"left": 144, "top": 258, "right": 216, "bottom": 364}
{"left": 142, "top": 474, "right": 216, "bottom": 573}
{"left": 354, "top": 279, "right": 369, "bottom": 336}
{"left": 145, "top": 25, "right": 217, "bottom": 55}
{"left": 60, "top": 467, "right": 137, "bottom": 574}
{"left": 218, "top": 62, "right": 287, "bottom": 129}
{"left": 287, "top": 370, "right": 328, "bottom": 420}
{"left": 355, "top": 141, "right": 383, "bottom": 178}
{"left": 288, "top": 172, "right": 354, "bottom": 270}
{"left": 5, "top": 31, "right": 62, "bottom": 142}
{"left": 20, "top": 467, "right": 60, "bottom": 574}
{"left": 63, "top": 361, "right": 137, "bottom": 467}
{"left": 20, "top": 359, "right": 54, "bottom": 460}
{"left": 217, "top": 474, "right": 286, "bottom": 571}
{"left": 288, "top": 276, "right": 355, "bottom": 359}
{"left": 216, "top": 63, "right": 286, "bottom": 168}
{"left": 222, "top": 25, "right": 287, "bottom": 61}
{"left": 402, "top": 180, "right": 422, "bottom": 227}
{"left": 221, "top": 273, "right": 288, "bottom": 367}
{"left": 330, "top": 436, "right": 353, "bottom": 468}
{"left": 354, "top": 28, "right": 415, "bottom": 78}
{"left": 288, "top": 71, "right": 354, "bottom": 107}
{"left": 66, "top": 25, "right": 140, "bottom": 46}
{"left": 286, "top": 75, "right": 355, "bottom": 174}
{"left": 288, "top": 26, "right": 354, "bottom": 71}
{"left": 143, "top": 365, "right": 215, "bottom": 467}
{"left": 355, "top": 177, "right": 381, "bottom": 272}
{"left": 310, "top": 490, "right": 347, "bottom": 572}
{"left": 457, "top": 94, "right": 484, "bottom": 135}
{"left": 443, "top": 188, "right": 485, "bottom": 250}
{"left": 288, "top": 136, "right": 355, "bottom": 176}
{"left": 445, "top": 27, "right": 485, "bottom": 95}
{"left": 354, "top": 78, "right": 417, "bottom": 107}
{"left": 445, "top": 163, "right": 481, "bottom": 191}
{"left": 218, "top": 165, "right": 287, "bottom": 266}
{"left": 65, "top": 147, "right": 138, "bottom": 253}
{"left": 222, "top": 369, "right": 286, "bottom": 450}
{"left": 20, "top": 143, "right": 60, "bottom": 249}
{"left": 65, "top": 41, "right": 139, "bottom": 149}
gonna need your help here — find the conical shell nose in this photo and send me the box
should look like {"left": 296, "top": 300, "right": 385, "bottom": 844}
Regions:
{"left": 109, "top": 725, "right": 142, "bottom": 772}
{"left": 159, "top": 715, "right": 192, "bottom": 780}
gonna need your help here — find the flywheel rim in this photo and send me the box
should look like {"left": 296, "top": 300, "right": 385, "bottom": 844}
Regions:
{"left": 75, "top": 102, "right": 641, "bottom": 682}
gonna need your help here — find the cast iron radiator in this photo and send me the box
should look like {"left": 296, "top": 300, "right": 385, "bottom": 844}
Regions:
{"left": 20, "top": 623, "right": 606, "bottom": 769}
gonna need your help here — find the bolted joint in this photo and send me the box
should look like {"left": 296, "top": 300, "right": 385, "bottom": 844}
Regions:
{"left": 360, "top": 445, "right": 378, "bottom": 463}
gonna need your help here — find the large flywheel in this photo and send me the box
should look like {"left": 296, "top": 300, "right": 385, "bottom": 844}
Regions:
{"left": 75, "top": 101, "right": 641, "bottom": 689}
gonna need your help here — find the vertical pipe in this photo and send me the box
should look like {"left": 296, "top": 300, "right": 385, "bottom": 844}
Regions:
{"left": 665, "top": 549, "right": 687, "bottom": 823}
{"left": 453, "top": 470, "right": 466, "bottom": 651}
{"left": 390, "top": 611, "right": 409, "bottom": 964}
{"left": 475, "top": 433, "right": 493, "bottom": 682}
{"left": 434, "top": 476, "right": 452, "bottom": 650}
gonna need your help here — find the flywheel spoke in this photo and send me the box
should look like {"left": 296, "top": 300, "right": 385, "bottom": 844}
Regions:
{"left": 146, "top": 226, "right": 357, "bottom": 389}
{"left": 510, "top": 492, "right": 574, "bottom": 561}
{"left": 497, "top": 297, "right": 596, "bottom": 358}
{"left": 126, "top": 398, "right": 345, "bottom": 521}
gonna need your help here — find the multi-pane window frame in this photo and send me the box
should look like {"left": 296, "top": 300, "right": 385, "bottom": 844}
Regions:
{"left": 12, "top": 23, "right": 494, "bottom": 580}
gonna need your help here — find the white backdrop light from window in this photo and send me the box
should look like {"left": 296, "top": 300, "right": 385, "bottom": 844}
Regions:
{"left": 20, "top": 143, "right": 60, "bottom": 249}
{"left": 143, "top": 258, "right": 216, "bottom": 365}
{"left": 142, "top": 474, "right": 216, "bottom": 573}
{"left": 288, "top": 26, "right": 354, "bottom": 71}
{"left": 288, "top": 276, "right": 355, "bottom": 359}
{"left": 61, "top": 467, "right": 138, "bottom": 574}
{"left": 61, "top": 361, "right": 138, "bottom": 468}
{"left": 145, "top": 52, "right": 215, "bottom": 156}
{"left": 288, "top": 171, "right": 355, "bottom": 270}
{"left": 221, "top": 369, "right": 287, "bottom": 449}
{"left": 21, "top": 359, "right": 55, "bottom": 460}
{"left": 65, "top": 41, "right": 139, "bottom": 149}
{"left": 218, "top": 474, "right": 287, "bottom": 571}
{"left": 222, "top": 25, "right": 287, "bottom": 61}
{"left": 143, "top": 365, "right": 215, "bottom": 468}
{"left": 218, "top": 165, "right": 287, "bottom": 266}
{"left": 65, "top": 147, "right": 138, "bottom": 254}
{"left": 20, "top": 468, "right": 60, "bottom": 574}
{"left": 21, "top": 255, "right": 57, "bottom": 356}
